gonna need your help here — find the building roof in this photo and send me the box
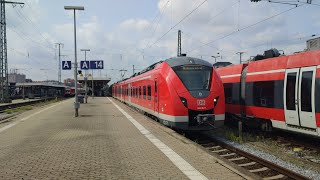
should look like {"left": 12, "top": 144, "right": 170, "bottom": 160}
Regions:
{"left": 16, "top": 82, "right": 66, "bottom": 88}
{"left": 77, "top": 77, "right": 111, "bottom": 83}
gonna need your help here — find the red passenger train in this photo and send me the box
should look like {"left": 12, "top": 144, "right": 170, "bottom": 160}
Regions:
{"left": 112, "top": 56, "right": 225, "bottom": 130}
{"left": 216, "top": 49, "right": 320, "bottom": 137}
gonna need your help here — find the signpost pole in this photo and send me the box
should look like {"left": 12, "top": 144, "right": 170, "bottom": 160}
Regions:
{"left": 92, "top": 69, "right": 94, "bottom": 99}
{"left": 80, "top": 49, "right": 90, "bottom": 103}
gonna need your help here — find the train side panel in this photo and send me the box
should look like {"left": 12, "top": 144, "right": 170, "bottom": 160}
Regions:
{"left": 217, "top": 50, "right": 320, "bottom": 137}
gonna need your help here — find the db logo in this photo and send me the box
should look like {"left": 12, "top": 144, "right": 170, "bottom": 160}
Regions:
{"left": 197, "top": 99, "right": 205, "bottom": 106}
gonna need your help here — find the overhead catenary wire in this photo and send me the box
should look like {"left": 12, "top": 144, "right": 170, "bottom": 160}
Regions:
{"left": 144, "top": 0, "right": 170, "bottom": 48}
{"left": 187, "top": 3, "right": 304, "bottom": 53}
{"left": 147, "top": 0, "right": 208, "bottom": 49}
{"left": 121, "top": 0, "right": 170, "bottom": 58}
{"left": 6, "top": 24, "right": 55, "bottom": 56}
{"left": 14, "top": 7, "right": 53, "bottom": 49}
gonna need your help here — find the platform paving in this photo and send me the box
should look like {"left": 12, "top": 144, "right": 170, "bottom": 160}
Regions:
{"left": 0, "top": 97, "right": 246, "bottom": 179}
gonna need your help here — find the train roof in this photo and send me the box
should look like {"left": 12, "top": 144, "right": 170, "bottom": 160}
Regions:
{"left": 165, "top": 56, "right": 212, "bottom": 67}
{"left": 113, "top": 56, "right": 213, "bottom": 85}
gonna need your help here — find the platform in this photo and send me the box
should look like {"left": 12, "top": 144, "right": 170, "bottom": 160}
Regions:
{"left": 0, "top": 97, "right": 247, "bottom": 179}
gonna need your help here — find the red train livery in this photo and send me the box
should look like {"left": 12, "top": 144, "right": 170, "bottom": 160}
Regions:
{"left": 216, "top": 49, "right": 320, "bottom": 137}
{"left": 112, "top": 56, "right": 225, "bottom": 130}
{"left": 64, "top": 86, "right": 75, "bottom": 97}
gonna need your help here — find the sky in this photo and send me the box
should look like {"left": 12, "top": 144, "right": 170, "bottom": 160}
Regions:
{"left": 6, "top": 0, "right": 320, "bottom": 84}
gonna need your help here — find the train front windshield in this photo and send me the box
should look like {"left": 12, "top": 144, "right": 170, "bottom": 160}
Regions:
{"left": 173, "top": 65, "right": 212, "bottom": 91}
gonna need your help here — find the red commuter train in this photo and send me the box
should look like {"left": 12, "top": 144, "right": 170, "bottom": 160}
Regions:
{"left": 64, "top": 86, "right": 75, "bottom": 97}
{"left": 216, "top": 49, "right": 320, "bottom": 137}
{"left": 112, "top": 56, "right": 225, "bottom": 130}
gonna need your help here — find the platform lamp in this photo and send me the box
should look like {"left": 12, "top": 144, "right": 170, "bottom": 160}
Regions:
{"left": 80, "top": 49, "right": 90, "bottom": 103}
{"left": 64, "top": 6, "right": 84, "bottom": 117}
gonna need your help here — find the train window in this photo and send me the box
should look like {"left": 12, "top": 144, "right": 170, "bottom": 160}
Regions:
{"left": 224, "top": 83, "right": 232, "bottom": 104}
{"left": 139, "top": 86, "right": 142, "bottom": 98}
{"left": 134, "top": 87, "right": 137, "bottom": 98}
{"left": 147, "top": 85, "right": 151, "bottom": 100}
{"left": 172, "top": 65, "right": 212, "bottom": 91}
{"left": 301, "top": 71, "right": 313, "bottom": 112}
{"left": 223, "top": 83, "right": 240, "bottom": 104}
{"left": 155, "top": 81, "right": 157, "bottom": 93}
{"left": 286, "top": 73, "right": 296, "bottom": 110}
{"left": 143, "top": 86, "right": 146, "bottom": 99}
{"left": 232, "top": 83, "right": 240, "bottom": 104}
{"left": 316, "top": 78, "right": 320, "bottom": 113}
{"left": 252, "top": 81, "right": 275, "bottom": 108}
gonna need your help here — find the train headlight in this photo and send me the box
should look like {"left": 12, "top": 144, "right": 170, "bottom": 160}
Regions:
{"left": 179, "top": 97, "right": 188, "bottom": 108}
{"left": 214, "top": 96, "right": 219, "bottom": 107}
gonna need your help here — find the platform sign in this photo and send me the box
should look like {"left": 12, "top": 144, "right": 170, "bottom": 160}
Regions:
{"left": 62, "top": 61, "right": 72, "bottom": 70}
{"left": 80, "top": 61, "right": 90, "bottom": 70}
{"left": 90, "top": 60, "right": 104, "bottom": 69}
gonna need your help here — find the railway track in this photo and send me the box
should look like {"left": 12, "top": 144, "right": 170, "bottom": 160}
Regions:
{"left": 0, "top": 97, "right": 58, "bottom": 114}
{"left": 185, "top": 133, "right": 310, "bottom": 180}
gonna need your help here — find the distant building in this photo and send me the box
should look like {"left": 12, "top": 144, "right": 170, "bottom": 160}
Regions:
{"left": 64, "top": 78, "right": 75, "bottom": 87}
{"left": 213, "top": 62, "right": 232, "bottom": 68}
{"left": 26, "top": 79, "right": 32, "bottom": 83}
{"left": 8, "top": 73, "right": 26, "bottom": 83}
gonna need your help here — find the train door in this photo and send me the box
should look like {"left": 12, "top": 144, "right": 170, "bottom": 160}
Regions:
{"left": 284, "top": 66, "right": 317, "bottom": 129}
{"left": 240, "top": 66, "right": 248, "bottom": 117}
{"left": 154, "top": 79, "right": 159, "bottom": 115}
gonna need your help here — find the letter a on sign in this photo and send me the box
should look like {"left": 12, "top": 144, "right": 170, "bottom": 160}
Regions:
{"left": 62, "top": 61, "right": 72, "bottom": 70}
{"left": 80, "top": 61, "right": 89, "bottom": 70}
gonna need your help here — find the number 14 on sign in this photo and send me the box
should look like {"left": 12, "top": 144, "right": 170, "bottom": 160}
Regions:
{"left": 90, "top": 60, "right": 103, "bottom": 69}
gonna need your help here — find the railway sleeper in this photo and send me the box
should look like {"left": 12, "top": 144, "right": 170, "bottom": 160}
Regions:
{"left": 206, "top": 145, "right": 220, "bottom": 149}
{"left": 263, "top": 174, "right": 285, "bottom": 180}
{"left": 228, "top": 156, "right": 246, "bottom": 161}
{"left": 211, "top": 148, "right": 228, "bottom": 153}
{"left": 220, "top": 153, "right": 236, "bottom": 157}
{"left": 238, "top": 161, "right": 256, "bottom": 167}
{"left": 249, "top": 167, "right": 269, "bottom": 173}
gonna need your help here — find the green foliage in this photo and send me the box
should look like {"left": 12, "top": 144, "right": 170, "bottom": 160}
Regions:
{"left": 4, "top": 109, "right": 13, "bottom": 114}
{"left": 4, "top": 105, "right": 33, "bottom": 114}
{"left": 224, "top": 129, "right": 243, "bottom": 143}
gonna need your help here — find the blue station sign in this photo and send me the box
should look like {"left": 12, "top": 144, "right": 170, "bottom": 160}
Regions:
{"left": 80, "top": 61, "right": 90, "bottom": 70}
{"left": 90, "top": 60, "right": 104, "bottom": 69}
{"left": 62, "top": 61, "right": 72, "bottom": 70}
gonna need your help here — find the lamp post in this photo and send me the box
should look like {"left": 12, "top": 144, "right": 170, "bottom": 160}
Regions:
{"left": 80, "top": 49, "right": 90, "bottom": 103}
{"left": 64, "top": 6, "right": 84, "bottom": 117}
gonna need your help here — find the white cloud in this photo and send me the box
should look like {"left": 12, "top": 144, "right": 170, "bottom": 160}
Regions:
{"left": 120, "top": 19, "right": 150, "bottom": 31}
